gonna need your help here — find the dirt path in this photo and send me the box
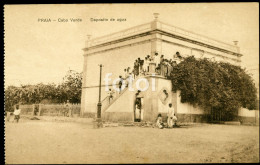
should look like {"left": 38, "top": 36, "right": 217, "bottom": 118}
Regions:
{"left": 5, "top": 119, "right": 259, "bottom": 164}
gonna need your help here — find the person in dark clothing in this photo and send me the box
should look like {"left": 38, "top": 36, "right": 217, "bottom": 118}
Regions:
{"left": 134, "top": 59, "right": 139, "bottom": 78}
{"left": 118, "top": 75, "right": 123, "bottom": 93}
{"left": 140, "top": 59, "right": 144, "bottom": 75}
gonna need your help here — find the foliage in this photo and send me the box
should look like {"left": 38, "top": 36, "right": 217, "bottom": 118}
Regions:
{"left": 169, "top": 56, "right": 257, "bottom": 120}
{"left": 4, "top": 70, "right": 82, "bottom": 112}
{"left": 58, "top": 70, "right": 82, "bottom": 103}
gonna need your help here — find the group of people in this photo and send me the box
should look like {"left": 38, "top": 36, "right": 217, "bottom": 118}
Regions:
{"left": 153, "top": 52, "right": 183, "bottom": 78}
{"left": 130, "top": 52, "right": 183, "bottom": 78}
{"left": 156, "top": 103, "right": 178, "bottom": 129}
{"left": 106, "top": 52, "right": 183, "bottom": 105}
{"left": 132, "top": 56, "right": 152, "bottom": 78}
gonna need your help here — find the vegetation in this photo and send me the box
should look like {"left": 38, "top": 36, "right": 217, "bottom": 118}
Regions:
{"left": 169, "top": 56, "right": 258, "bottom": 120}
{"left": 5, "top": 70, "right": 82, "bottom": 112}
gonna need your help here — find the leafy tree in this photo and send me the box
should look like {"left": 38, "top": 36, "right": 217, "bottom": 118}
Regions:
{"left": 57, "top": 70, "right": 82, "bottom": 103}
{"left": 4, "top": 70, "right": 82, "bottom": 112}
{"left": 169, "top": 56, "right": 257, "bottom": 121}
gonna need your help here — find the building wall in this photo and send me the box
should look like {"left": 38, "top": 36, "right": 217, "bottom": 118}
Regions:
{"left": 176, "top": 90, "right": 210, "bottom": 123}
{"left": 176, "top": 90, "right": 205, "bottom": 114}
{"left": 82, "top": 42, "right": 151, "bottom": 114}
{"left": 238, "top": 108, "right": 259, "bottom": 125}
{"left": 157, "top": 78, "right": 173, "bottom": 113}
{"left": 238, "top": 108, "right": 257, "bottom": 117}
{"left": 81, "top": 20, "right": 242, "bottom": 120}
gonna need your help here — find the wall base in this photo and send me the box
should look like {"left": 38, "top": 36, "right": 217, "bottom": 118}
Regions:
{"left": 238, "top": 116, "right": 258, "bottom": 125}
{"left": 176, "top": 114, "right": 210, "bottom": 123}
{"left": 103, "top": 112, "right": 133, "bottom": 122}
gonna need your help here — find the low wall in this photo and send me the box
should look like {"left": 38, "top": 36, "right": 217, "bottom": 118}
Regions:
{"left": 82, "top": 112, "right": 96, "bottom": 118}
{"left": 19, "top": 104, "right": 81, "bottom": 117}
{"left": 18, "top": 104, "right": 34, "bottom": 115}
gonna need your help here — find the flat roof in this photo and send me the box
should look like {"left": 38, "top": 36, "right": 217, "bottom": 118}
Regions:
{"left": 85, "top": 20, "right": 241, "bottom": 56}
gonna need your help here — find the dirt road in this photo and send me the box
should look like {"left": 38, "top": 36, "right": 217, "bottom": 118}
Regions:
{"left": 5, "top": 119, "right": 259, "bottom": 164}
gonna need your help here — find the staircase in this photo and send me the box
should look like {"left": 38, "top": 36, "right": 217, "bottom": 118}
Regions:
{"left": 101, "top": 75, "right": 145, "bottom": 114}
{"left": 101, "top": 87, "right": 129, "bottom": 113}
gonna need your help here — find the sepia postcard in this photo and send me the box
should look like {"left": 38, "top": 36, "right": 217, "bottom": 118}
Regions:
{"left": 4, "top": 3, "right": 259, "bottom": 164}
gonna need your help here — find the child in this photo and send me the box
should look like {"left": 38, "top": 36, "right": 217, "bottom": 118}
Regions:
{"left": 107, "top": 88, "right": 114, "bottom": 104}
{"left": 156, "top": 114, "right": 164, "bottom": 129}
{"left": 13, "top": 105, "right": 21, "bottom": 123}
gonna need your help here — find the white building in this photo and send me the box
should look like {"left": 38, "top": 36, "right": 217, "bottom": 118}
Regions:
{"left": 80, "top": 14, "right": 257, "bottom": 123}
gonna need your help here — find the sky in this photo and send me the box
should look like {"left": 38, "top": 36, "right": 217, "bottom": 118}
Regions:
{"left": 4, "top": 3, "right": 259, "bottom": 87}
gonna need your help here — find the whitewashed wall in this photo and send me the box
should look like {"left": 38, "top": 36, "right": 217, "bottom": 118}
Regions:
{"left": 176, "top": 90, "right": 206, "bottom": 114}
{"left": 83, "top": 42, "right": 151, "bottom": 113}
{"left": 238, "top": 108, "right": 258, "bottom": 117}
{"left": 157, "top": 78, "right": 172, "bottom": 113}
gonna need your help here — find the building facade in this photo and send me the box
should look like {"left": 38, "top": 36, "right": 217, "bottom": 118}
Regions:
{"left": 80, "top": 14, "right": 250, "bottom": 123}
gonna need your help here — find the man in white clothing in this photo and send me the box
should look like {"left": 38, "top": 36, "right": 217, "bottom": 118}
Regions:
{"left": 167, "top": 103, "right": 175, "bottom": 128}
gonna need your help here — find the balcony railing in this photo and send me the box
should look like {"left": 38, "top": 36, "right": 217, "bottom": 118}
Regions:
{"left": 85, "top": 20, "right": 239, "bottom": 53}
{"left": 160, "top": 22, "right": 238, "bottom": 53}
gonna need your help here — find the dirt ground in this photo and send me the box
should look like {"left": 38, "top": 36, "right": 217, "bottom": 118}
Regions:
{"left": 5, "top": 117, "right": 259, "bottom": 164}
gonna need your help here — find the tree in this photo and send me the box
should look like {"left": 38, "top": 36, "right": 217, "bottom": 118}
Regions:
{"left": 4, "top": 70, "right": 83, "bottom": 112}
{"left": 57, "top": 70, "right": 82, "bottom": 103}
{"left": 169, "top": 56, "right": 257, "bottom": 121}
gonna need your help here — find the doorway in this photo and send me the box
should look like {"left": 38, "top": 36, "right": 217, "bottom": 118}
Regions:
{"left": 134, "top": 97, "right": 144, "bottom": 122}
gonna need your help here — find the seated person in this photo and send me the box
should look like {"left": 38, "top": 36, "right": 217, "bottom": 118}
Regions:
{"left": 156, "top": 113, "right": 164, "bottom": 129}
{"left": 172, "top": 114, "right": 178, "bottom": 126}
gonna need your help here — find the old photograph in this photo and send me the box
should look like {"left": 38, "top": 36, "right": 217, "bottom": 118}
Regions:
{"left": 4, "top": 3, "right": 259, "bottom": 164}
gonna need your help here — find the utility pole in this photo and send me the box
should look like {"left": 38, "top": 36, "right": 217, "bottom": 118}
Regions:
{"left": 94, "top": 64, "right": 103, "bottom": 128}
{"left": 97, "top": 64, "right": 103, "bottom": 118}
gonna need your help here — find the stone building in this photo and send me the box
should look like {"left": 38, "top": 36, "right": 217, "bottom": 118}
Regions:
{"left": 80, "top": 14, "right": 257, "bottom": 123}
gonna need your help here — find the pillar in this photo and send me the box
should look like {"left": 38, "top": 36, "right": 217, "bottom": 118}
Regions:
{"left": 32, "top": 104, "right": 35, "bottom": 116}
{"left": 150, "top": 14, "right": 162, "bottom": 59}
{"left": 81, "top": 35, "right": 92, "bottom": 117}
{"left": 38, "top": 104, "right": 42, "bottom": 116}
